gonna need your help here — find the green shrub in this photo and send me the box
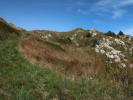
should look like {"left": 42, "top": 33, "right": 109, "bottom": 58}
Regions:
{"left": 105, "top": 31, "right": 116, "bottom": 37}
{"left": 118, "top": 31, "right": 125, "bottom": 36}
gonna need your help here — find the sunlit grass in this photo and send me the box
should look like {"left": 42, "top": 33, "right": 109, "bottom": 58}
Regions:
{"left": 0, "top": 37, "right": 131, "bottom": 100}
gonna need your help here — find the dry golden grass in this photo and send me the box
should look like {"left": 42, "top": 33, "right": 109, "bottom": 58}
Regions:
{"left": 20, "top": 36, "right": 106, "bottom": 77}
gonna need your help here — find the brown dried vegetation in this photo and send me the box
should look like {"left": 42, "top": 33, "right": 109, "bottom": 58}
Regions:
{"left": 21, "top": 36, "right": 106, "bottom": 77}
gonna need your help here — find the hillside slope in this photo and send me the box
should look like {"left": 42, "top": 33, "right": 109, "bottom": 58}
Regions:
{"left": 0, "top": 18, "right": 133, "bottom": 99}
{"left": 22, "top": 29, "right": 133, "bottom": 77}
{"left": 20, "top": 28, "right": 133, "bottom": 99}
{"left": 0, "top": 38, "right": 127, "bottom": 100}
{"left": 0, "top": 18, "right": 20, "bottom": 39}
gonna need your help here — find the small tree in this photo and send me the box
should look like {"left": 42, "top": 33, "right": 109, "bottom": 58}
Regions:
{"left": 118, "top": 31, "right": 124, "bottom": 36}
{"left": 105, "top": 31, "right": 116, "bottom": 37}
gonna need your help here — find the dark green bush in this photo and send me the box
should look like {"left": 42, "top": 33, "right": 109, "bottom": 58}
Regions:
{"left": 105, "top": 31, "right": 116, "bottom": 37}
{"left": 118, "top": 31, "right": 125, "bottom": 36}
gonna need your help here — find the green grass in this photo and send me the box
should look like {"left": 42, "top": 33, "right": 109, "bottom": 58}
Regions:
{"left": 0, "top": 37, "right": 130, "bottom": 100}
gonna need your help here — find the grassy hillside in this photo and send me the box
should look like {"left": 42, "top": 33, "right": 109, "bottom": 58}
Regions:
{"left": 0, "top": 18, "right": 133, "bottom": 100}
{"left": 0, "top": 33, "right": 130, "bottom": 100}
{"left": 0, "top": 18, "right": 20, "bottom": 39}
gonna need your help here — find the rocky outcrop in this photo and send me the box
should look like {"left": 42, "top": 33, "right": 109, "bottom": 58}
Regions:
{"left": 29, "top": 28, "right": 133, "bottom": 69}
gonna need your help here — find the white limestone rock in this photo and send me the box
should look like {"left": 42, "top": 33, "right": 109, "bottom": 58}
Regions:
{"left": 100, "top": 49, "right": 105, "bottom": 54}
{"left": 129, "top": 64, "right": 133, "bottom": 68}
{"left": 114, "top": 39, "right": 125, "bottom": 46}
{"left": 120, "top": 63, "right": 126, "bottom": 68}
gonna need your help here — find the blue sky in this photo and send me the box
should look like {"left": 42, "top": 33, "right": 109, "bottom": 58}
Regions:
{"left": 1, "top": 0, "right": 133, "bottom": 35}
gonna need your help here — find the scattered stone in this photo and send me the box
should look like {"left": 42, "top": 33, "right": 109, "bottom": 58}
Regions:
{"left": 129, "top": 64, "right": 133, "bottom": 68}
{"left": 120, "top": 63, "right": 126, "bottom": 68}
{"left": 95, "top": 37, "right": 126, "bottom": 65}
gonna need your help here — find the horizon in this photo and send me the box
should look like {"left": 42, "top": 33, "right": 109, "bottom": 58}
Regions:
{"left": 1, "top": 0, "right": 133, "bottom": 35}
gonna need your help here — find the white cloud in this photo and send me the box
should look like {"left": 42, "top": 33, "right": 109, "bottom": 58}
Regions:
{"left": 112, "top": 9, "right": 125, "bottom": 18}
{"left": 97, "top": 0, "right": 133, "bottom": 8}
{"left": 96, "top": 0, "right": 133, "bottom": 18}
{"left": 68, "top": 0, "right": 133, "bottom": 18}
{"left": 117, "top": 0, "right": 133, "bottom": 7}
